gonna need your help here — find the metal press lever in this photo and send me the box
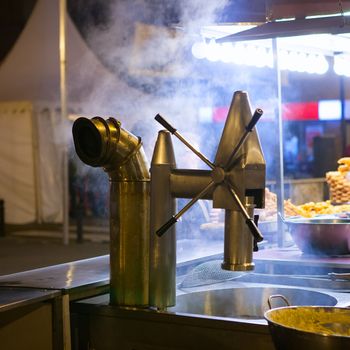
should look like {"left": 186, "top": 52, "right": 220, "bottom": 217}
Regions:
{"left": 155, "top": 114, "right": 215, "bottom": 169}
{"left": 154, "top": 111, "right": 264, "bottom": 242}
{"left": 225, "top": 180, "right": 263, "bottom": 242}
{"left": 156, "top": 181, "right": 215, "bottom": 236}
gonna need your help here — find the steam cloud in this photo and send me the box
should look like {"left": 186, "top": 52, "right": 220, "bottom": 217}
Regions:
{"left": 71, "top": 1, "right": 281, "bottom": 257}
{"left": 69, "top": 1, "right": 349, "bottom": 285}
{"left": 74, "top": 0, "right": 231, "bottom": 160}
{"left": 68, "top": 0, "right": 235, "bottom": 252}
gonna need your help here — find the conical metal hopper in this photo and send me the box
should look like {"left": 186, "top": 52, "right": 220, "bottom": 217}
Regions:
{"left": 213, "top": 91, "right": 265, "bottom": 210}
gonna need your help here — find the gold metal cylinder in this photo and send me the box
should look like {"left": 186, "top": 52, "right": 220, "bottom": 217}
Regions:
{"left": 72, "top": 117, "right": 150, "bottom": 307}
{"left": 110, "top": 181, "right": 150, "bottom": 306}
{"left": 222, "top": 197, "right": 255, "bottom": 271}
{"left": 149, "top": 131, "right": 176, "bottom": 309}
{"left": 170, "top": 169, "right": 212, "bottom": 199}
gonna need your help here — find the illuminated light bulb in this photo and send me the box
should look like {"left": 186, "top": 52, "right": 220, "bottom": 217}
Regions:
{"left": 296, "top": 52, "right": 308, "bottom": 73}
{"left": 206, "top": 39, "right": 220, "bottom": 62}
{"left": 287, "top": 52, "right": 297, "bottom": 71}
{"left": 265, "top": 48, "right": 274, "bottom": 68}
{"left": 220, "top": 43, "right": 235, "bottom": 63}
{"left": 344, "top": 59, "right": 350, "bottom": 77}
{"left": 253, "top": 47, "right": 266, "bottom": 67}
{"left": 287, "top": 51, "right": 300, "bottom": 72}
{"left": 232, "top": 43, "right": 246, "bottom": 65}
{"left": 240, "top": 45, "right": 252, "bottom": 66}
{"left": 305, "top": 54, "right": 318, "bottom": 74}
{"left": 247, "top": 45, "right": 264, "bottom": 67}
{"left": 333, "top": 57, "right": 342, "bottom": 75}
{"left": 253, "top": 46, "right": 264, "bottom": 67}
{"left": 191, "top": 41, "right": 207, "bottom": 59}
{"left": 285, "top": 51, "right": 295, "bottom": 71}
{"left": 278, "top": 50, "right": 290, "bottom": 71}
{"left": 193, "top": 36, "right": 331, "bottom": 76}
{"left": 334, "top": 55, "right": 350, "bottom": 77}
{"left": 314, "top": 54, "right": 329, "bottom": 74}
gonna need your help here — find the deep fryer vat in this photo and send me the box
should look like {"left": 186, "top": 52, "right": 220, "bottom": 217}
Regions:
{"left": 169, "top": 287, "right": 337, "bottom": 319}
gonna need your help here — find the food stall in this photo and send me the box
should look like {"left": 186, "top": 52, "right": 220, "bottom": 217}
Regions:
{"left": 67, "top": 92, "right": 350, "bottom": 350}
{"left": 67, "top": 1, "right": 350, "bottom": 348}
{"left": 1, "top": 1, "right": 350, "bottom": 349}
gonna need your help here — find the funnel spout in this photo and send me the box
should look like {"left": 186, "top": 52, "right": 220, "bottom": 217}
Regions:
{"left": 72, "top": 117, "right": 150, "bottom": 307}
{"left": 72, "top": 117, "right": 149, "bottom": 181}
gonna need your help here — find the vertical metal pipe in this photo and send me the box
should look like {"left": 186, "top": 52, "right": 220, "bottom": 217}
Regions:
{"left": 149, "top": 131, "right": 176, "bottom": 309}
{"left": 0, "top": 199, "right": 4, "bottom": 237}
{"left": 340, "top": 75, "right": 346, "bottom": 155}
{"left": 272, "top": 38, "right": 285, "bottom": 248}
{"left": 110, "top": 181, "right": 150, "bottom": 306}
{"left": 59, "top": 0, "right": 69, "bottom": 245}
{"left": 30, "top": 109, "right": 42, "bottom": 224}
{"left": 72, "top": 117, "right": 150, "bottom": 306}
{"left": 221, "top": 197, "right": 255, "bottom": 271}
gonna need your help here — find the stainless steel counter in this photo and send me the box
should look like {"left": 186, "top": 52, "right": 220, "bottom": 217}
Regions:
{"left": 71, "top": 292, "right": 273, "bottom": 350}
{"left": 0, "top": 249, "right": 349, "bottom": 350}
{"left": 68, "top": 248, "right": 350, "bottom": 350}
{"left": 0, "top": 255, "right": 110, "bottom": 350}
{"left": 70, "top": 279, "right": 350, "bottom": 350}
{"left": 0, "top": 287, "right": 60, "bottom": 312}
{"left": 0, "top": 248, "right": 348, "bottom": 301}
{"left": 0, "top": 255, "right": 109, "bottom": 300}
{"left": 0, "top": 287, "right": 59, "bottom": 350}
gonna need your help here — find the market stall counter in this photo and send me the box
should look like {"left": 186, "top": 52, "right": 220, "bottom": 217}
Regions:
{"left": 0, "top": 287, "right": 60, "bottom": 350}
{"left": 0, "top": 255, "right": 109, "bottom": 350}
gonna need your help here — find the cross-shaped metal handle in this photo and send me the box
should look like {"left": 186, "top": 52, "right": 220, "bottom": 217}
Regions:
{"left": 154, "top": 111, "right": 264, "bottom": 243}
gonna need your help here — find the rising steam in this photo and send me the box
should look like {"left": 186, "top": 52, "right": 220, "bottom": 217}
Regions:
{"left": 75, "top": 0, "right": 230, "bottom": 139}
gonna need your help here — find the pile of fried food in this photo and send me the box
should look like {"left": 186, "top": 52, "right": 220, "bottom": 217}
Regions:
{"left": 262, "top": 187, "right": 350, "bottom": 220}
{"left": 260, "top": 157, "right": 350, "bottom": 220}
{"left": 325, "top": 157, "right": 350, "bottom": 204}
{"left": 284, "top": 199, "right": 350, "bottom": 218}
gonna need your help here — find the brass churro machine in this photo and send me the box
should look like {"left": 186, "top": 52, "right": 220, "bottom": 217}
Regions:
{"left": 72, "top": 90, "right": 266, "bottom": 310}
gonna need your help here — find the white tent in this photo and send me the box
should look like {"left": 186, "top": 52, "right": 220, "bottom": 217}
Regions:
{"left": 0, "top": 0, "right": 123, "bottom": 225}
{"left": 0, "top": 0, "right": 205, "bottom": 228}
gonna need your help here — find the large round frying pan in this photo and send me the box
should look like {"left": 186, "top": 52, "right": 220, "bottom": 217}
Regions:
{"left": 282, "top": 215, "right": 350, "bottom": 256}
{"left": 265, "top": 306, "right": 350, "bottom": 350}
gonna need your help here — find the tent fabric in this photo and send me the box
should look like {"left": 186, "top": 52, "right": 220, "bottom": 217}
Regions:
{"left": 0, "top": 101, "right": 64, "bottom": 224}
{"left": 0, "top": 0, "right": 124, "bottom": 224}
{"left": 36, "top": 105, "right": 64, "bottom": 223}
{"left": 0, "top": 0, "right": 179, "bottom": 224}
{"left": 0, "top": 0, "right": 121, "bottom": 103}
{"left": 0, "top": 102, "right": 37, "bottom": 223}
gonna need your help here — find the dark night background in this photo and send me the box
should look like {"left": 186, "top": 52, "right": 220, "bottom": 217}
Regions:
{"left": 0, "top": 0, "right": 348, "bottom": 180}
{"left": 0, "top": 0, "right": 266, "bottom": 63}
